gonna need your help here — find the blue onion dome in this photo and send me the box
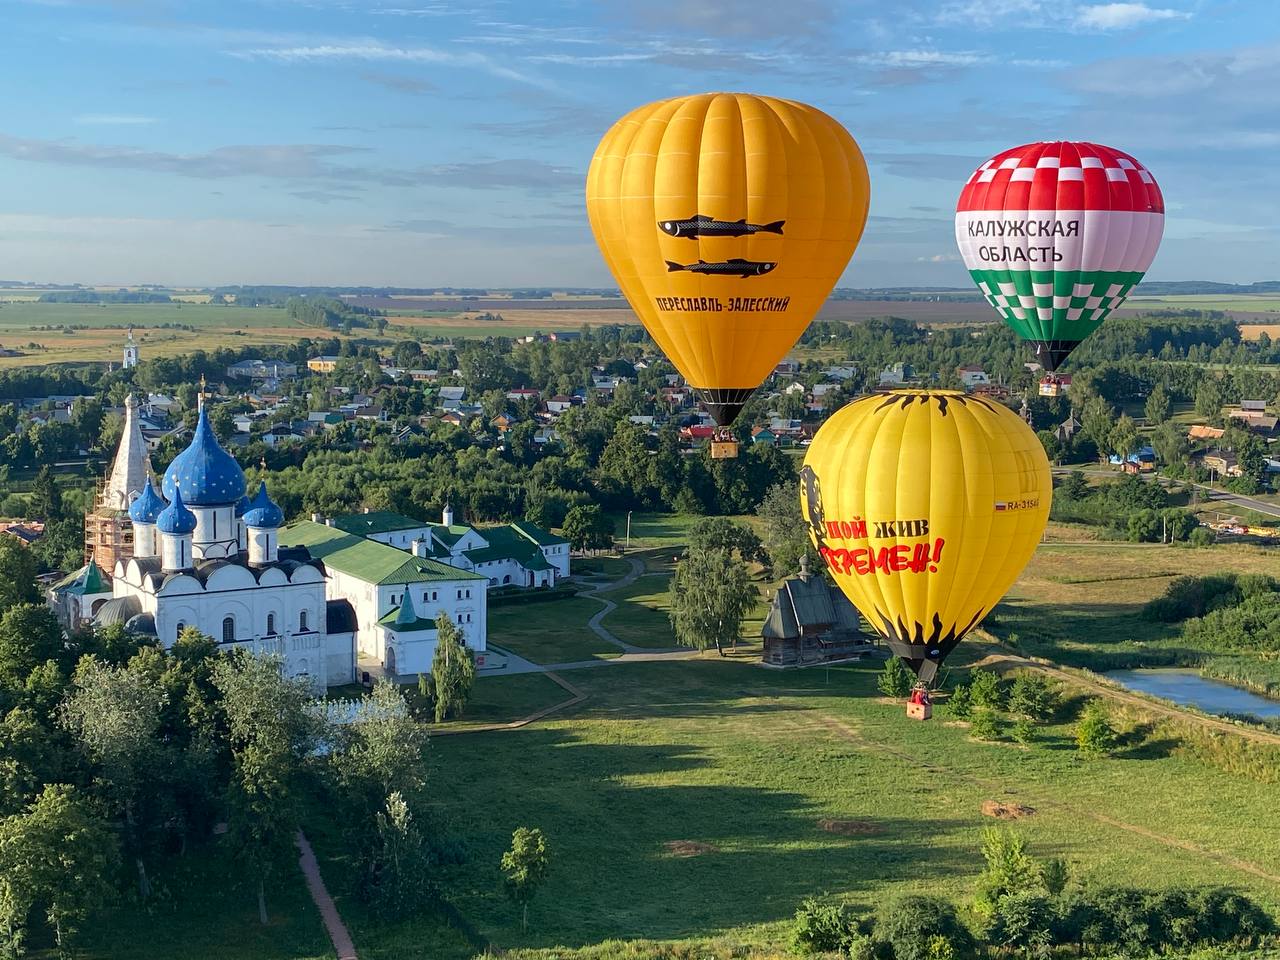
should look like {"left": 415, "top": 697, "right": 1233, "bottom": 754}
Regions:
{"left": 156, "top": 485, "right": 197, "bottom": 535}
{"left": 128, "top": 479, "right": 167, "bottom": 524}
{"left": 242, "top": 481, "right": 284, "bottom": 529}
{"left": 162, "top": 405, "right": 246, "bottom": 507}
{"left": 234, "top": 493, "right": 251, "bottom": 518}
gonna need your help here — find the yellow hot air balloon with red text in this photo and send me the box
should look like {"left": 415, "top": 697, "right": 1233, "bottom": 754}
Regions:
{"left": 800, "top": 391, "right": 1051, "bottom": 682}
{"left": 587, "top": 93, "right": 870, "bottom": 438}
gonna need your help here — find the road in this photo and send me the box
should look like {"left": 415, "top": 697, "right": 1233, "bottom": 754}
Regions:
{"left": 1052, "top": 466, "right": 1280, "bottom": 519}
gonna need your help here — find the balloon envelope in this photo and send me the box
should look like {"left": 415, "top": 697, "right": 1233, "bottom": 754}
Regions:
{"left": 800, "top": 391, "right": 1051, "bottom": 680}
{"left": 955, "top": 141, "right": 1164, "bottom": 372}
{"left": 587, "top": 93, "right": 870, "bottom": 425}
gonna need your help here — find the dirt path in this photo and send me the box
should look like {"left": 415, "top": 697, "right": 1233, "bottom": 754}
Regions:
{"left": 432, "top": 671, "right": 588, "bottom": 737}
{"left": 966, "top": 645, "right": 1280, "bottom": 747}
{"left": 804, "top": 711, "right": 1280, "bottom": 886}
{"left": 296, "top": 831, "right": 358, "bottom": 960}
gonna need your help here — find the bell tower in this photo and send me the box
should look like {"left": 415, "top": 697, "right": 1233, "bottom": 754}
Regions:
{"left": 123, "top": 327, "right": 139, "bottom": 369}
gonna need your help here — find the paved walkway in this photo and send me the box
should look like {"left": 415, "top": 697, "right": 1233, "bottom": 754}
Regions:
{"left": 296, "top": 831, "right": 358, "bottom": 960}
{"left": 582, "top": 556, "right": 648, "bottom": 652}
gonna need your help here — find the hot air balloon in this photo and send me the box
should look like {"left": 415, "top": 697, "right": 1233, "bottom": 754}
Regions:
{"left": 800, "top": 391, "right": 1050, "bottom": 685}
{"left": 587, "top": 93, "right": 870, "bottom": 457}
{"left": 955, "top": 141, "right": 1164, "bottom": 390}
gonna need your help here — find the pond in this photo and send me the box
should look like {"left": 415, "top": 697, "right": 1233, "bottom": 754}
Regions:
{"left": 1105, "top": 668, "right": 1280, "bottom": 719}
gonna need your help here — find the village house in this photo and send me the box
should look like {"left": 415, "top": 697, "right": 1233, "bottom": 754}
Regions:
{"left": 956, "top": 365, "right": 990, "bottom": 389}
{"left": 226, "top": 359, "right": 298, "bottom": 380}
{"left": 307, "top": 356, "right": 341, "bottom": 373}
{"left": 878, "top": 362, "right": 915, "bottom": 387}
{"left": 1199, "top": 450, "right": 1243, "bottom": 478}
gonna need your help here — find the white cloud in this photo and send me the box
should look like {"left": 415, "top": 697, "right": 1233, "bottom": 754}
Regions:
{"left": 1074, "top": 3, "right": 1188, "bottom": 30}
{"left": 74, "top": 114, "right": 158, "bottom": 125}
{"left": 231, "top": 40, "right": 550, "bottom": 89}
{"left": 859, "top": 50, "right": 987, "bottom": 68}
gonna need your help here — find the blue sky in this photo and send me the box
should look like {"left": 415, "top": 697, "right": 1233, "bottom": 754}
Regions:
{"left": 1, "top": 0, "right": 1276, "bottom": 287}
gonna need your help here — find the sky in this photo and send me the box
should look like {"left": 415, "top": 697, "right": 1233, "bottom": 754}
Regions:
{"left": 1, "top": 0, "right": 1277, "bottom": 288}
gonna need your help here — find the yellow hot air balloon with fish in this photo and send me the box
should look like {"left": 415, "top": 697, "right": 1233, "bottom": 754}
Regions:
{"left": 587, "top": 93, "right": 870, "bottom": 456}
{"left": 800, "top": 391, "right": 1050, "bottom": 684}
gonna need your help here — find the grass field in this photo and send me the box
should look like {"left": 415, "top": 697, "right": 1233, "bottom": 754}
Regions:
{"left": 357, "top": 657, "right": 1280, "bottom": 958}
{"left": 1128, "top": 294, "right": 1280, "bottom": 314}
{"left": 995, "top": 540, "right": 1280, "bottom": 669}
{"left": 487, "top": 597, "right": 622, "bottom": 664}
{"left": 601, "top": 573, "right": 681, "bottom": 648}
{"left": 61, "top": 837, "right": 334, "bottom": 960}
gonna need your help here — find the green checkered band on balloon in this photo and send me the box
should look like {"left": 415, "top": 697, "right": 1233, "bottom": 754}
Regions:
{"left": 968, "top": 268, "right": 1145, "bottom": 343}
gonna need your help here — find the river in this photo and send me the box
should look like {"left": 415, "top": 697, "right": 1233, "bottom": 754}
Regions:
{"left": 1105, "top": 668, "right": 1280, "bottom": 719}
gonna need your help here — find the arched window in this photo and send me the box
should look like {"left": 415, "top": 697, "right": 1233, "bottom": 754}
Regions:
{"left": 222, "top": 616, "right": 235, "bottom": 643}
{"left": 503, "top": 575, "right": 511, "bottom": 585}
{"left": 299, "top": 610, "right": 309, "bottom": 632}
{"left": 176, "top": 621, "right": 186, "bottom": 635}
{"left": 457, "top": 614, "right": 463, "bottom": 624}
{"left": 266, "top": 613, "right": 276, "bottom": 635}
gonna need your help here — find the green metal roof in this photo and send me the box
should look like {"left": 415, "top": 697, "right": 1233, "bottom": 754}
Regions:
{"left": 280, "top": 521, "right": 484, "bottom": 584}
{"left": 330, "top": 511, "right": 428, "bottom": 536}
{"left": 463, "top": 524, "right": 554, "bottom": 571}
{"left": 509, "top": 519, "right": 567, "bottom": 547}
{"left": 52, "top": 561, "right": 107, "bottom": 596}
{"left": 377, "top": 605, "right": 437, "bottom": 633}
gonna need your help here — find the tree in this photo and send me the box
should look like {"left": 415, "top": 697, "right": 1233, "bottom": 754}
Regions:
{"left": 1144, "top": 383, "right": 1170, "bottom": 424}
{"left": 1080, "top": 396, "right": 1115, "bottom": 456}
{"left": 0, "top": 540, "right": 38, "bottom": 617}
{"left": 501, "top": 826, "right": 550, "bottom": 932}
{"left": 944, "top": 682, "right": 972, "bottom": 719}
{"left": 1008, "top": 673, "right": 1059, "bottom": 722}
{"left": 1195, "top": 379, "right": 1223, "bottom": 420}
{"left": 0, "top": 605, "right": 65, "bottom": 690}
{"left": 687, "top": 516, "right": 764, "bottom": 564}
{"left": 791, "top": 897, "right": 856, "bottom": 955}
{"left": 877, "top": 657, "right": 914, "bottom": 698}
{"left": 970, "top": 707, "right": 1002, "bottom": 741}
{"left": 983, "top": 889, "right": 1054, "bottom": 957}
{"left": 59, "top": 653, "right": 168, "bottom": 898}
{"left": 1057, "top": 470, "right": 1089, "bottom": 501}
{"left": 561, "top": 504, "right": 614, "bottom": 554}
{"left": 969, "top": 669, "right": 1004, "bottom": 710}
{"left": 0, "top": 784, "right": 119, "bottom": 958}
{"left": 668, "top": 547, "right": 757, "bottom": 655}
{"left": 756, "top": 481, "right": 815, "bottom": 578}
{"left": 1108, "top": 414, "right": 1138, "bottom": 461}
{"left": 357, "top": 791, "right": 433, "bottom": 920}
{"left": 874, "top": 894, "right": 974, "bottom": 960}
{"left": 1075, "top": 699, "right": 1117, "bottom": 757}
{"left": 974, "top": 828, "right": 1041, "bottom": 915}
{"left": 331, "top": 680, "right": 427, "bottom": 810}
{"left": 212, "top": 653, "right": 319, "bottom": 925}
{"left": 431, "top": 614, "right": 475, "bottom": 723}
{"left": 28, "top": 466, "right": 63, "bottom": 522}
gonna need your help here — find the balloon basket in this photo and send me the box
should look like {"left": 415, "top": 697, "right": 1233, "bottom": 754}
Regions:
{"left": 1038, "top": 375, "right": 1069, "bottom": 398}
{"left": 906, "top": 683, "right": 932, "bottom": 721}
{"left": 710, "top": 430, "right": 739, "bottom": 460}
{"left": 906, "top": 701, "right": 932, "bottom": 721}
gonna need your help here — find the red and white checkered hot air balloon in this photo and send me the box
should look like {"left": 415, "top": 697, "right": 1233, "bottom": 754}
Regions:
{"left": 955, "top": 141, "right": 1164, "bottom": 372}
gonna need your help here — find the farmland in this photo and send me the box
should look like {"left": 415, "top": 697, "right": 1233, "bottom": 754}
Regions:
{"left": 6, "top": 293, "right": 1280, "bottom": 369}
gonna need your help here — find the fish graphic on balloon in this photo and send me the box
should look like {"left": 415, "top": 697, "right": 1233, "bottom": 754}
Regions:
{"left": 659, "top": 214, "right": 786, "bottom": 239}
{"left": 664, "top": 258, "right": 777, "bottom": 278}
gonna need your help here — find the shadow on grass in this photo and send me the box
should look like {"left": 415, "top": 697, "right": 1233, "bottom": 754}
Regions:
{"left": 418, "top": 728, "right": 975, "bottom": 950}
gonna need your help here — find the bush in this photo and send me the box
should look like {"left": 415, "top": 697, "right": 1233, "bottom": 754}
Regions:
{"left": 1008, "top": 673, "right": 1059, "bottom": 721}
{"left": 969, "top": 669, "right": 1004, "bottom": 709}
{"left": 1075, "top": 700, "right": 1117, "bottom": 757}
{"left": 1188, "top": 527, "right": 1215, "bottom": 547}
{"left": 974, "top": 829, "right": 1041, "bottom": 916}
{"left": 874, "top": 895, "right": 974, "bottom": 960}
{"left": 790, "top": 897, "right": 856, "bottom": 955}
{"left": 970, "top": 708, "right": 1002, "bottom": 742}
{"left": 944, "top": 683, "right": 972, "bottom": 720}
{"left": 1010, "top": 714, "right": 1036, "bottom": 745}
{"left": 877, "top": 658, "right": 914, "bottom": 699}
{"left": 981, "top": 889, "right": 1054, "bottom": 955}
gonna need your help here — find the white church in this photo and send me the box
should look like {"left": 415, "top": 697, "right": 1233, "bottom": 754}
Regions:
{"left": 51, "top": 394, "right": 357, "bottom": 691}
{"left": 51, "top": 389, "right": 494, "bottom": 686}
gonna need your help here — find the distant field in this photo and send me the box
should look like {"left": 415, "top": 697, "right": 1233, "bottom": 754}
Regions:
{"left": 1127, "top": 294, "right": 1280, "bottom": 315}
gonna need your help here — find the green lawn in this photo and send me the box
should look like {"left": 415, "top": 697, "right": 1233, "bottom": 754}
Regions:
{"left": 602, "top": 574, "right": 681, "bottom": 648}
{"left": 432, "top": 671, "right": 573, "bottom": 730}
{"left": 58, "top": 837, "right": 334, "bottom": 960}
{"left": 488, "top": 598, "right": 622, "bottom": 664}
{"left": 388, "top": 659, "right": 1280, "bottom": 957}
